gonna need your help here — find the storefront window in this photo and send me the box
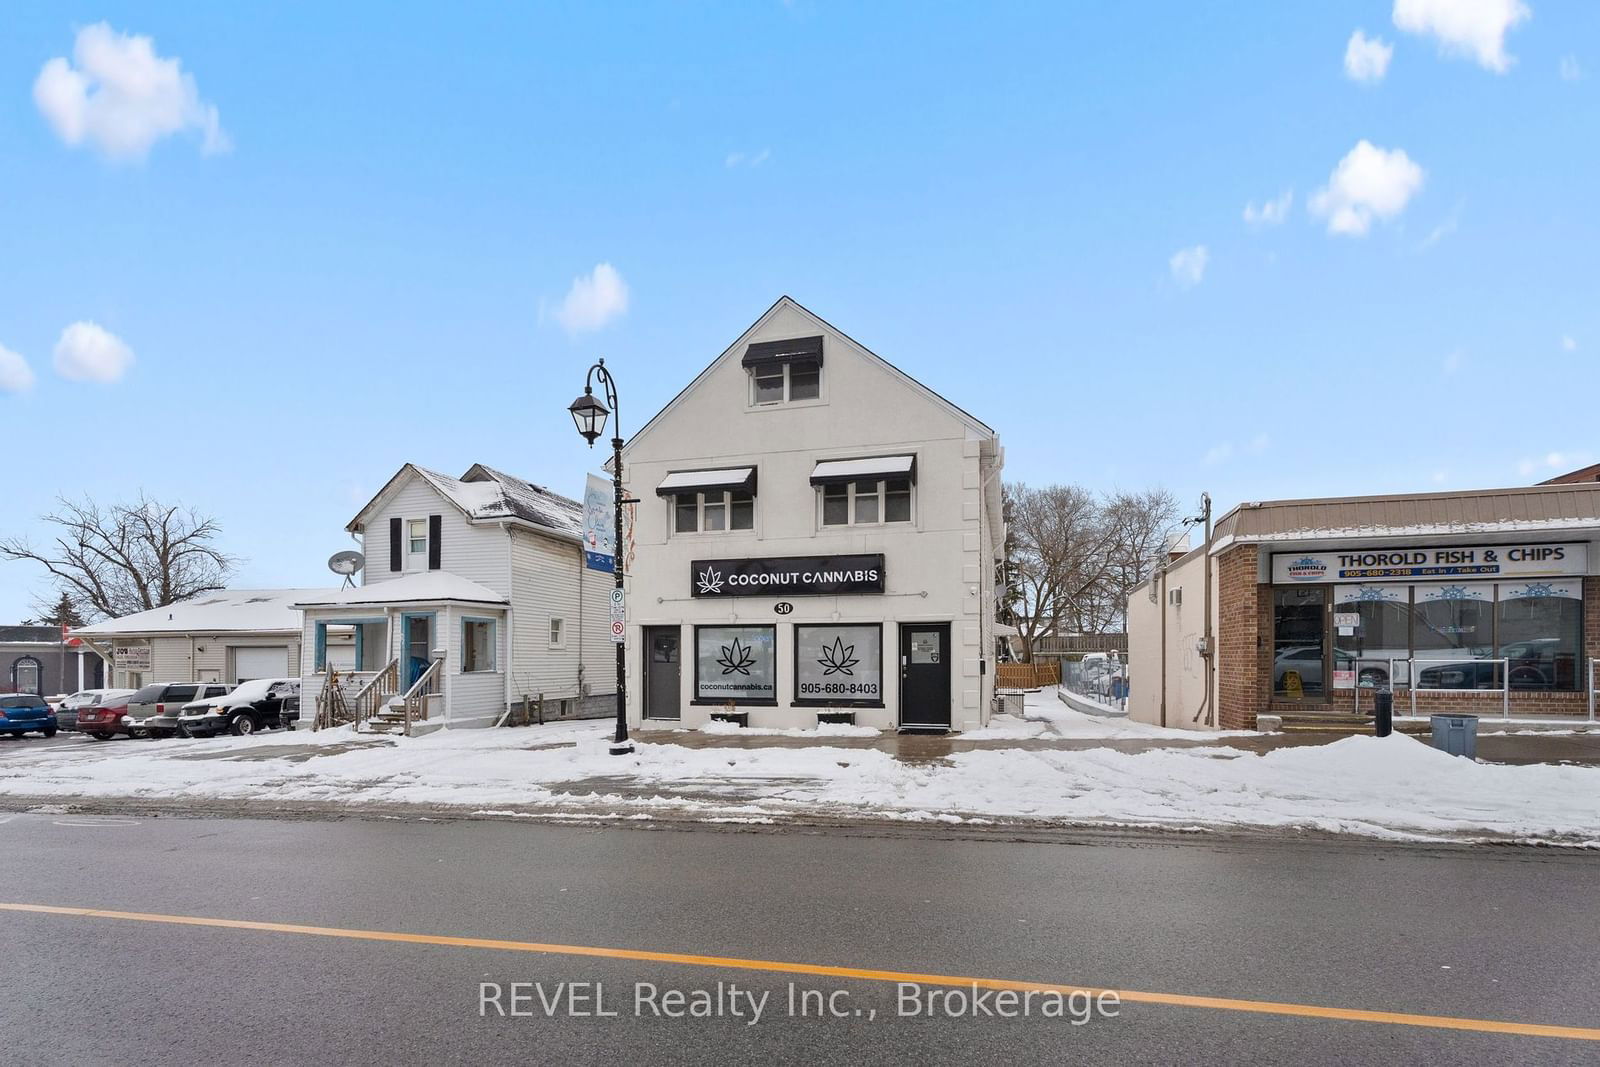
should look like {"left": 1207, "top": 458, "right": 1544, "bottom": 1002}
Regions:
{"left": 1332, "top": 586, "right": 1411, "bottom": 689}
{"left": 1498, "top": 580, "right": 1583, "bottom": 691}
{"left": 694, "top": 625, "right": 777, "bottom": 704}
{"left": 1412, "top": 584, "right": 1495, "bottom": 690}
{"left": 1273, "top": 587, "right": 1325, "bottom": 699}
{"left": 794, "top": 624, "right": 883, "bottom": 706}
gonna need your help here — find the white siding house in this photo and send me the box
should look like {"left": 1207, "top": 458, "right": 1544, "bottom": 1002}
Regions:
{"left": 622, "top": 297, "right": 1005, "bottom": 732}
{"left": 297, "top": 464, "right": 612, "bottom": 733}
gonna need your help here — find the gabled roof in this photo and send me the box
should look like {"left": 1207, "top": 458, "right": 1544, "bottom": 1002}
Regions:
{"left": 73, "top": 589, "right": 334, "bottom": 637}
{"left": 292, "top": 572, "right": 508, "bottom": 609}
{"left": 622, "top": 296, "right": 995, "bottom": 457}
{"left": 1211, "top": 482, "right": 1600, "bottom": 547}
{"left": 348, "top": 463, "right": 584, "bottom": 542}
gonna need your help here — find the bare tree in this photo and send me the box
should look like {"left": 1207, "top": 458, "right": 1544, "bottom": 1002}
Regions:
{"left": 1098, "top": 488, "right": 1180, "bottom": 632}
{"left": 1005, "top": 483, "right": 1117, "bottom": 659}
{"left": 1004, "top": 482, "right": 1181, "bottom": 655}
{"left": 1, "top": 494, "right": 239, "bottom": 622}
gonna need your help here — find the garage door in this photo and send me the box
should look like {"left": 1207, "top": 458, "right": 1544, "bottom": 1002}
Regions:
{"left": 233, "top": 646, "right": 289, "bottom": 683}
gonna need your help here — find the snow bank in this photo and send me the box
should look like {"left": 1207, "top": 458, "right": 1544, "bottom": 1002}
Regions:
{"left": 2, "top": 724, "right": 1595, "bottom": 845}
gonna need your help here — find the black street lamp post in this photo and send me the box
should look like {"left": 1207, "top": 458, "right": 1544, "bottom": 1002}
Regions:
{"left": 569, "top": 359, "right": 634, "bottom": 755}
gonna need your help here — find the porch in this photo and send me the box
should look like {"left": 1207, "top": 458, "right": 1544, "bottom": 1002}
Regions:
{"left": 293, "top": 573, "right": 511, "bottom": 735}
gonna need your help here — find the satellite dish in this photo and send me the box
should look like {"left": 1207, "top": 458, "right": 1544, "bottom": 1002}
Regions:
{"left": 328, "top": 550, "right": 365, "bottom": 589}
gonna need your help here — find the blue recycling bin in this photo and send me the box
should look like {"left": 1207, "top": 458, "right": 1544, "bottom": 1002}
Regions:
{"left": 1429, "top": 714, "right": 1478, "bottom": 759}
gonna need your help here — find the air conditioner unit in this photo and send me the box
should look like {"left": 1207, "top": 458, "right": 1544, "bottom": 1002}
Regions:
{"left": 1168, "top": 589, "right": 1183, "bottom": 606}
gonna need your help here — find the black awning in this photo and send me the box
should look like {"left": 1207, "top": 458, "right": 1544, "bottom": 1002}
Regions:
{"left": 809, "top": 454, "right": 917, "bottom": 486}
{"left": 740, "top": 335, "right": 824, "bottom": 368}
{"left": 655, "top": 467, "right": 759, "bottom": 498}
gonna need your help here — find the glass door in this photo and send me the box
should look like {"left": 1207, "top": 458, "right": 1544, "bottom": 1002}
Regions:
{"left": 1272, "top": 587, "right": 1326, "bottom": 701}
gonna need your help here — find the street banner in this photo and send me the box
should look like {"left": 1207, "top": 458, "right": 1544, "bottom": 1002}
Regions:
{"left": 583, "top": 474, "right": 615, "bottom": 573}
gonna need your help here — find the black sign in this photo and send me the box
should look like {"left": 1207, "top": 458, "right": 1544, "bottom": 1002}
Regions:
{"left": 774, "top": 602, "right": 794, "bottom": 615}
{"left": 690, "top": 554, "right": 885, "bottom": 598}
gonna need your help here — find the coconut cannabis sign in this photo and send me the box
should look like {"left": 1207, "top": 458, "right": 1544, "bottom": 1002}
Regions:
{"left": 689, "top": 554, "right": 885, "bottom": 598}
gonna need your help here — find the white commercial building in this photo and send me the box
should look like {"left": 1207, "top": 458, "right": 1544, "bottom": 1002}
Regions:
{"left": 622, "top": 297, "right": 1005, "bottom": 732}
{"left": 73, "top": 589, "right": 328, "bottom": 689}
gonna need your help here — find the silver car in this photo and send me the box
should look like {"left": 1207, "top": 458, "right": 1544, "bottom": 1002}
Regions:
{"left": 124, "top": 682, "right": 232, "bottom": 739}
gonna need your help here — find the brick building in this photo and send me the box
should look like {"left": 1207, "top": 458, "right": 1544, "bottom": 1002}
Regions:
{"left": 1128, "top": 483, "right": 1600, "bottom": 730}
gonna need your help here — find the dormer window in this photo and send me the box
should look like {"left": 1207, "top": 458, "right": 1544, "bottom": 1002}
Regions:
{"left": 742, "top": 336, "right": 823, "bottom": 406}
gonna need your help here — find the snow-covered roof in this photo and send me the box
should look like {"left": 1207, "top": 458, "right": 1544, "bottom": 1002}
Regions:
{"left": 351, "top": 463, "right": 583, "bottom": 542}
{"left": 73, "top": 589, "right": 334, "bottom": 637}
{"left": 292, "top": 572, "right": 508, "bottom": 609}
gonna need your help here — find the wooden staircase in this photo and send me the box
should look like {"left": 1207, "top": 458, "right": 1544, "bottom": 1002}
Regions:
{"left": 361, "top": 657, "right": 442, "bottom": 736}
{"left": 1275, "top": 713, "right": 1429, "bottom": 736}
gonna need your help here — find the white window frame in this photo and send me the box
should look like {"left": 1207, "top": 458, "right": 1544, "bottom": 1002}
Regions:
{"left": 460, "top": 617, "right": 498, "bottom": 674}
{"left": 406, "top": 518, "right": 428, "bottom": 568}
{"left": 748, "top": 359, "right": 822, "bottom": 407}
{"left": 819, "top": 478, "right": 914, "bottom": 528}
{"left": 673, "top": 490, "right": 756, "bottom": 535}
{"left": 548, "top": 617, "right": 566, "bottom": 649}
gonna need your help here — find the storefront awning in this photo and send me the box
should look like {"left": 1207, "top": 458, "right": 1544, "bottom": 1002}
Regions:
{"left": 655, "top": 467, "right": 758, "bottom": 498}
{"left": 810, "top": 454, "right": 917, "bottom": 486}
{"left": 741, "top": 335, "right": 823, "bottom": 368}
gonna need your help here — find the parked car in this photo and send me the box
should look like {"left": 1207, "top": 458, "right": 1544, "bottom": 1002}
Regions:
{"left": 0, "top": 694, "right": 57, "bottom": 738}
{"left": 177, "top": 678, "right": 299, "bottom": 737}
{"left": 74, "top": 690, "right": 137, "bottom": 740}
{"left": 123, "top": 682, "right": 233, "bottom": 739}
{"left": 1416, "top": 658, "right": 1503, "bottom": 691}
{"left": 1273, "top": 647, "right": 1390, "bottom": 693}
{"left": 54, "top": 688, "right": 134, "bottom": 731}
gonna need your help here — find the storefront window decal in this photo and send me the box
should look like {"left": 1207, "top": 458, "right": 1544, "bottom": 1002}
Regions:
{"left": 795, "top": 624, "right": 882, "bottom": 706}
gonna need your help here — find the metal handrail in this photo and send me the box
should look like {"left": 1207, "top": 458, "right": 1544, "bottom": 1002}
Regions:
{"left": 1589, "top": 659, "right": 1597, "bottom": 723}
{"left": 1349, "top": 658, "right": 1409, "bottom": 715}
{"left": 1408, "top": 657, "right": 1510, "bottom": 719}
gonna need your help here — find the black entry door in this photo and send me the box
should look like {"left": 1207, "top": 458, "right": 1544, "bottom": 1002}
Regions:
{"left": 899, "top": 623, "right": 951, "bottom": 730}
{"left": 644, "top": 627, "right": 681, "bottom": 721}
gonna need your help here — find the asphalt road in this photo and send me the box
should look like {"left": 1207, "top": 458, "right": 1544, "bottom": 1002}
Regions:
{"left": 1, "top": 813, "right": 1597, "bottom": 1066}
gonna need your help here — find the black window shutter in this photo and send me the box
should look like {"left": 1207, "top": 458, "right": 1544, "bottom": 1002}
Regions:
{"left": 389, "top": 518, "right": 402, "bottom": 572}
{"left": 428, "top": 515, "right": 442, "bottom": 570}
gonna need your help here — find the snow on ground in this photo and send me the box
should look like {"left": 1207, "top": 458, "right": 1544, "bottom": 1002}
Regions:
{"left": 2, "top": 711, "right": 1598, "bottom": 845}
{"left": 693, "top": 720, "right": 879, "bottom": 738}
{"left": 1022, "top": 688, "right": 1258, "bottom": 739}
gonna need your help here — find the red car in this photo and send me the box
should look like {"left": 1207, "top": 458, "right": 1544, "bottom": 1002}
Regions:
{"left": 74, "top": 691, "right": 135, "bottom": 740}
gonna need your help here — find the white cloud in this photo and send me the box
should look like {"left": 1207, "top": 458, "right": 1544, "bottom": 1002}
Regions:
{"left": 725, "top": 148, "right": 771, "bottom": 169}
{"left": 1243, "top": 190, "right": 1293, "bottom": 227}
{"left": 0, "top": 344, "right": 36, "bottom": 393}
{"left": 553, "top": 263, "right": 630, "bottom": 334}
{"left": 1203, "top": 442, "right": 1233, "bottom": 465}
{"left": 1168, "top": 245, "right": 1209, "bottom": 289}
{"left": 1560, "top": 334, "right": 1577, "bottom": 351}
{"left": 1559, "top": 55, "right": 1584, "bottom": 82}
{"left": 1309, "top": 140, "right": 1424, "bottom": 237}
{"left": 1344, "top": 30, "right": 1395, "bottom": 83}
{"left": 1518, "top": 450, "right": 1590, "bottom": 477}
{"left": 1392, "top": 0, "right": 1530, "bottom": 74}
{"left": 33, "top": 22, "right": 228, "bottom": 160}
{"left": 53, "top": 322, "right": 135, "bottom": 383}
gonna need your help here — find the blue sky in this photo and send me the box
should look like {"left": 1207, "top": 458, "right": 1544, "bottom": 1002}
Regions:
{"left": 1, "top": 2, "right": 1596, "bottom": 620}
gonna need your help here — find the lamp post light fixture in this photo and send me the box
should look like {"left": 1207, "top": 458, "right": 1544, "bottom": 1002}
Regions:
{"left": 569, "top": 359, "right": 634, "bottom": 756}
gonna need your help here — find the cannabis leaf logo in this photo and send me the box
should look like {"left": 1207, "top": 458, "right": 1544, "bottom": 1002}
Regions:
{"left": 696, "top": 567, "right": 725, "bottom": 595}
{"left": 817, "top": 637, "right": 858, "bottom": 676}
{"left": 717, "top": 637, "right": 756, "bottom": 676}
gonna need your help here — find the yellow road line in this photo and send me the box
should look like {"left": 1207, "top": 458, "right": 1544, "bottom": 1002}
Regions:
{"left": 2, "top": 901, "right": 1596, "bottom": 1042}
